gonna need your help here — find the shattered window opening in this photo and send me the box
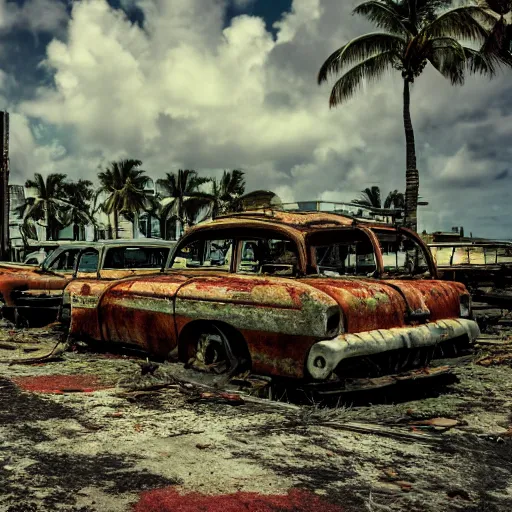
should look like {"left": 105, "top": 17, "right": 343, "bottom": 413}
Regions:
{"left": 171, "top": 239, "right": 233, "bottom": 270}
{"left": 376, "top": 231, "right": 430, "bottom": 277}
{"left": 312, "top": 241, "right": 376, "bottom": 277}
{"left": 237, "top": 238, "right": 298, "bottom": 276}
{"left": 76, "top": 250, "right": 100, "bottom": 273}
{"left": 46, "top": 249, "right": 82, "bottom": 273}
{"left": 307, "top": 229, "right": 377, "bottom": 277}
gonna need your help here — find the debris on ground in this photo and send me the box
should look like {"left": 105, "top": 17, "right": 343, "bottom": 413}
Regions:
{"left": 2, "top": 320, "right": 512, "bottom": 511}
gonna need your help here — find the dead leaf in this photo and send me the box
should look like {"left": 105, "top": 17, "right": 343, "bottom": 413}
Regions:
{"left": 411, "top": 417, "right": 459, "bottom": 428}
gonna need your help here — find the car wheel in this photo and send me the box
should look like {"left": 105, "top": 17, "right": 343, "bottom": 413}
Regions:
{"left": 186, "top": 324, "right": 244, "bottom": 376}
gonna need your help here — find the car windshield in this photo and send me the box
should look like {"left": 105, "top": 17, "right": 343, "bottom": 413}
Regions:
{"left": 375, "top": 230, "right": 430, "bottom": 277}
{"left": 309, "top": 229, "right": 430, "bottom": 278}
{"left": 310, "top": 230, "right": 377, "bottom": 277}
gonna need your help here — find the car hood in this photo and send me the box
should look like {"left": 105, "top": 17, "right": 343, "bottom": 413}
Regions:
{"left": 0, "top": 263, "right": 40, "bottom": 275}
{"left": 301, "top": 277, "right": 465, "bottom": 333}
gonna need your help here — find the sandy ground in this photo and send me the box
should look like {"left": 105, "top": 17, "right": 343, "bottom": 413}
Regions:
{"left": 1, "top": 322, "right": 512, "bottom": 512}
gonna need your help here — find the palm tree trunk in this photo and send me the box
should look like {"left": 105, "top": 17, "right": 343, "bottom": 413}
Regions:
{"left": 44, "top": 204, "right": 50, "bottom": 241}
{"left": 133, "top": 211, "right": 140, "bottom": 239}
{"left": 113, "top": 211, "right": 119, "bottom": 240}
{"left": 403, "top": 79, "right": 419, "bottom": 232}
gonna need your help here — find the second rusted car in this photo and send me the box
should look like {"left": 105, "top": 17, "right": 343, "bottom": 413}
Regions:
{"left": 63, "top": 211, "right": 479, "bottom": 391}
{"left": 0, "top": 240, "right": 175, "bottom": 327}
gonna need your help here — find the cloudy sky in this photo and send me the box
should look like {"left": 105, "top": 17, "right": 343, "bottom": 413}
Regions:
{"left": 0, "top": 0, "right": 511, "bottom": 238}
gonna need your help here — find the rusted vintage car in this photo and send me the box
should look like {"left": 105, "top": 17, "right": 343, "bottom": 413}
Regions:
{"left": 62, "top": 211, "right": 479, "bottom": 391}
{"left": 430, "top": 241, "right": 512, "bottom": 306}
{"left": 0, "top": 240, "right": 175, "bottom": 327}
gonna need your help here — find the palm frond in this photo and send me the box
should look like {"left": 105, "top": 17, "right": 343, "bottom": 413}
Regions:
{"left": 318, "top": 33, "right": 404, "bottom": 84}
{"left": 463, "top": 46, "right": 502, "bottom": 76}
{"left": 426, "top": 37, "right": 467, "bottom": 84}
{"left": 353, "top": 1, "right": 410, "bottom": 36}
{"left": 328, "top": 51, "right": 396, "bottom": 107}
{"left": 421, "top": 6, "right": 494, "bottom": 42}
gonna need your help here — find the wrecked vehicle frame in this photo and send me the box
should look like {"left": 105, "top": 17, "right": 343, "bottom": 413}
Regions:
{"left": 0, "top": 239, "right": 176, "bottom": 327}
{"left": 60, "top": 210, "right": 480, "bottom": 393}
{"left": 429, "top": 241, "right": 512, "bottom": 308}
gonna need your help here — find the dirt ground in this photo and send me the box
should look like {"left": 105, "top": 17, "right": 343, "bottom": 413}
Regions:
{"left": 1, "top": 321, "right": 512, "bottom": 512}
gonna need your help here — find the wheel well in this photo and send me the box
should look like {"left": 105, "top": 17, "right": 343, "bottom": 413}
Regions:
{"left": 178, "top": 320, "right": 251, "bottom": 366}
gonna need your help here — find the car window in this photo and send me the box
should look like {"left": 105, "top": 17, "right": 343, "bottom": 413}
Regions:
{"left": 104, "top": 247, "right": 169, "bottom": 269}
{"left": 376, "top": 231, "right": 430, "bottom": 277}
{"left": 77, "top": 250, "right": 100, "bottom": 273}
{"left": 313, "top": 242, "right": 376, "bottom": 277}
{"left": 25, "top": 258, "right": 39, "bottom": 265}
{"left": 47, "top": 249, "right": 81, "bottom": 272}
{"left": 484, "top": 247, "right": 497, "bottom": 264}
{"left": 430, "top": 246, "right": 453, "bottom": 266}
{"left": 171, "top": 239, "right": 233, "bottom": 270}
{"left": 497, "top": 246, "right": 512, "bottom": 264}
{"left": 237, "top": 238, "right": 298, "bottom": 276}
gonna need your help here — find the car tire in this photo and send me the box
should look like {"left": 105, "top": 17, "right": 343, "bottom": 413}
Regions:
{"left": 183, "top": 324, "right": 248, "bottom": 376}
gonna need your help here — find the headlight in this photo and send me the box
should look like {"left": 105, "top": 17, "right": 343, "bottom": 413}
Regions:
{"left": 460, "top": 294, "right": 471, "bottom": 318}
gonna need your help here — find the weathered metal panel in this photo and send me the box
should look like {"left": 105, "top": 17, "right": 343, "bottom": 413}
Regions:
{"left": 302, "top": 278, "right": 407, "bottom": 332}
{"left": 174, "top": 274, "right": 339, "bottom": 338}
{"left": 99, "top": 274, "right": 188, "bottom": 354}
{"left": 66, "top": 280, "right": 114, "bottom": 340}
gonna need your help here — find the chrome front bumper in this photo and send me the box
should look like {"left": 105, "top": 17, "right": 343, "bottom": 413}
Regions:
{"left": 307, "top": 318, "right": 480, "bottom": 380}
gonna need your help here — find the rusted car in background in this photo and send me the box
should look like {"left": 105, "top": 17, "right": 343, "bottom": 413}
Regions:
{"left": 430, "top": 241, "right": 512, "bottom": 307}
{"left": 0, "top": 240, "right": 175, "bottom": 327}
{"left": 62, "top": 211, "right": 479, "bottom": 392}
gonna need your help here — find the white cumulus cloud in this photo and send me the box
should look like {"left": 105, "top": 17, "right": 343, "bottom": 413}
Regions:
{"left": 2, "top": 0, "right": 510, "bottom": 238}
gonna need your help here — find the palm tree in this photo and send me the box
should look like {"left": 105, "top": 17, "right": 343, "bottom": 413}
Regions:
{"left": 209, "top": 170, "right": 246, "bottom": 217}
{"left": 156, "top": 169, "right": 211, "bottom": 239}
{"left": 353, "top": 186, "right": 382, "bottom": 208}
{"left": 22, "top": 173, "right": 71, "bottom": 241}
{"left": 318, "top": 0, "right": 499, "bottom": 231}
{"left": 62, "top": 180, "right": 94, "bottom": 240}
{"left": 384, "top": 189, "right": 405, "bottom": 209}
{"left": 352, "top": 186, "right": 404, "bottom": 209}
{"left": 97, "top": 159, "right": 149, "bottom": 239}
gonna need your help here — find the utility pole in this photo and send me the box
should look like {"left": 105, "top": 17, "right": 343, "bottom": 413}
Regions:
{"left": 0, "top": 111, "right": 10, "bottom": 261}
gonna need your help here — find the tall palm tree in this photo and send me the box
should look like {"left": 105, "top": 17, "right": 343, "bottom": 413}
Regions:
{"left": 156, "top": 169, "right": 211, "bottom": 239}
{"left": 97, "top": 159, "right": 149, "bottom": 239}
{"left": 62, "top": 179, "right": 94, "bottom": 240}
{"left": 318, "top": 0, "right": 498, "bottom": 231}
{"left": 22, "top": 173, "right": 71, "bottom": 241}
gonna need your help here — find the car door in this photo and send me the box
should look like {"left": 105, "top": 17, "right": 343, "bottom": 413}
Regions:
{"left": 64, "top": 247, "right": 105, "bottom": 340}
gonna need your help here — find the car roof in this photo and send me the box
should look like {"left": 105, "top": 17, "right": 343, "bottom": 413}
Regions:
{"left": 51, "top": 239, "right": 176, "bottom": 250}
{"left": 185, "top": 210, "right": 396, "bottom": 236}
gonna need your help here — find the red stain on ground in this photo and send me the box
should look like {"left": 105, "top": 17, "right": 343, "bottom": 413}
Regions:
{"left": 133, "top": 488, "right": 344, "bottom": 512}
{"left": 11, "top": 374, "right": 112, "bottom": 394}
